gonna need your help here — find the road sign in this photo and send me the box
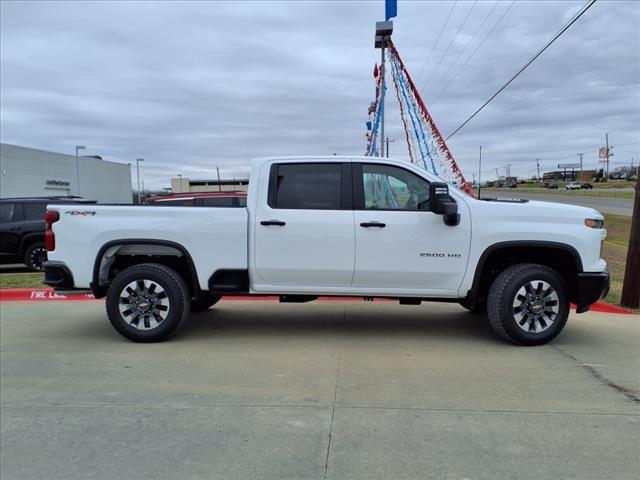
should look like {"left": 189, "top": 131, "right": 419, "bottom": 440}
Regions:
{"left": 599, "top": 147, "right": 608, "bottom": 158}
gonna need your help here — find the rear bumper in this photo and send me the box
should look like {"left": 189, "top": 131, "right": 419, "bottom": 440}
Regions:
{"left": 42, "top": 261, "right": 75, "bottom": 290}
{"left": 575, "top": 270, "right": 610, "bottom": 313}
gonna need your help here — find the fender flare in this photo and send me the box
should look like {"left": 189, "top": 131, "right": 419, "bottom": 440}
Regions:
{"left": 91, "top": 239, "right": 200, "bottom": 296}
{"left": 466, "top": 240, "right": 583, "bottom": 302}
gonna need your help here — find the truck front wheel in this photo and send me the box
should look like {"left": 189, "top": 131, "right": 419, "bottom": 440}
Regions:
{"left": 487, "top": 263, "right": 569, "bottom": 346}
{"left": 105, "top": 263, "right": 190, "bottom": 342}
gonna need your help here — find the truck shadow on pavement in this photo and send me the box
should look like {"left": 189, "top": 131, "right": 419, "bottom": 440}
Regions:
{"left": 175, "top": 302, "right": 501, "bottom": 344}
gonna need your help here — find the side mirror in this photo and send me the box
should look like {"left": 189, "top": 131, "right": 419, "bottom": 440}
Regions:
{"left": 429, "top": 182, "right": 460, "bottom": 226}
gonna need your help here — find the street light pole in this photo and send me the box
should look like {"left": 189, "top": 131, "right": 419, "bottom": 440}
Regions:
{"left": 75, "top": 145, "right": 85, "bottom": 196}
{"left": 375, "top": 20, "right": 393, "bottom": 158}
{"left": 136, "top": 158, "right": 144, "bottom": 204}
{"left": 385, "top": 137, "right": 395, "bottom": 157}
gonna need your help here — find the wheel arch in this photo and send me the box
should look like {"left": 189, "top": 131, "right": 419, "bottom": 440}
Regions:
{"left": 19, "top": 233, "right": 45, "bottom": 255}
{"left": 467, "top": 241, "right": 583, "bottom": 307}
{"left": 91, "top": 239, "right": 199, "bottom": 298}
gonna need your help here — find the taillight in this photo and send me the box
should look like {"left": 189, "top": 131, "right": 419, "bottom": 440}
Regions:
{"left": 44, "top": 211, "right": 60, "bottom": 251}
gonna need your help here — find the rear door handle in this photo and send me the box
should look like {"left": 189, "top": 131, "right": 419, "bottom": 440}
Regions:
{"left": 360, "top": 221, "right": 386, "bottom": 228}
{"left": 260, "top": 220, "right": 286, "bottom": 226}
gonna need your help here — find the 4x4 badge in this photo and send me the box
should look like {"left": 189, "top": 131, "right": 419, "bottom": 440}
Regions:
{"left": 64, "top": 210, "right": 96, "bottom": 216}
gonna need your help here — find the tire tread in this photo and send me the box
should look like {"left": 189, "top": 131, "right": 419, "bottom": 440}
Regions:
{"left": 105, "top": 263, "right": 190, "bottom": 342}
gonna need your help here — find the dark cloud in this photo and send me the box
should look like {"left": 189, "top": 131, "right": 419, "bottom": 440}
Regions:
{"left": 1, "top": 0, "right": 638, "bottom": 187}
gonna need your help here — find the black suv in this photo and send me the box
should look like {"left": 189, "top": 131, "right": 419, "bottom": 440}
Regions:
{"left": 0, "top": 197, "right": 95, "bottom": 271}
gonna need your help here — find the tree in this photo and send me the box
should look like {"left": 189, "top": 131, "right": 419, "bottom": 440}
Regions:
{"left": 621, "top": 176, "right": 640, "bottom": 309}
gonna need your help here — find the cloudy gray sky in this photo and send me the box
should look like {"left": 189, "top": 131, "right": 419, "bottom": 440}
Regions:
{"left": 1, "top": 0, "right": 639, "bottom": 188}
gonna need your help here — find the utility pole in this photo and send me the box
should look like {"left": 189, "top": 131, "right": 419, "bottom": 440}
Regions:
{"left": 495, "top": 168, "right": 500, "bottom": 181}
{"left": 375, "top": 21, "right": 393, "bottom": 157}
{"left": 216, "top": 166, "right": 222, "bottom": 192}
{"left": 535, "top": 158, "right": 541, "bottom": 183}
{"left": 385, "top": 137, "right": 395, "bottom": 157}
{"left": 621, "top": 175, "right": 640, "bottom": 308}
{"left": 605, "top": 132, "right": 613, "bottom": 181}
{"left": 478, "top": 146, "right": 482, "bottom": 199}
{"left": 578, "top": 153, "right": 583, "bottom": 179}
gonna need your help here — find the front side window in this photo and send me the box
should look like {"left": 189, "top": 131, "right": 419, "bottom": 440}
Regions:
{"left": 272, "top": 163, "right": 342, "bottom": 210}
{"left": 362, "top": 164, "right": 429, "bottom": 210}
{"left": 0, "top": 203, "right": 15, "bottom": 223}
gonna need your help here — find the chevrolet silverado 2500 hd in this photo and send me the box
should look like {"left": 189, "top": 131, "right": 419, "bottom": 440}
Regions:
{"left": 43, "top": 156, "right": 609, "bottom": 345}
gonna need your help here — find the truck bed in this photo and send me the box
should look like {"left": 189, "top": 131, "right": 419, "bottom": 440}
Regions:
{"left": 46, "top": 205, "right": 248, "bottom": 290}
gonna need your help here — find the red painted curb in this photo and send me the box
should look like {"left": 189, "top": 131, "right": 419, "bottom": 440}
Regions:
{"left": 0, "top": 288, "right": 635, "bottom": 314}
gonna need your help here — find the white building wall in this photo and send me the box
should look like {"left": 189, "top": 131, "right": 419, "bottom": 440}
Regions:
{"left": 0, "top": 143, "right": 133, "bottom": 203}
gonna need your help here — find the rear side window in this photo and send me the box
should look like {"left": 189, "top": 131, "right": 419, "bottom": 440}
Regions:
{"left": 0, "top": 203, "right": 15, "bottom": 223}
{"left": 270, "top": 163, "right": 342, "bottom": 210}
{"left": 24, "top": 203, "right": 46, "bottom": 221}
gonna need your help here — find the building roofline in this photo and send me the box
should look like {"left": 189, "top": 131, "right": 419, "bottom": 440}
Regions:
{"left": 0, "top": 142, "right": 130, "bottom": 168}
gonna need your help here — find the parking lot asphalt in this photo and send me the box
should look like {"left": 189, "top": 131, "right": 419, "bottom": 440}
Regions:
{"left": 1, "top": 300, "right": 639, "bottom": 480}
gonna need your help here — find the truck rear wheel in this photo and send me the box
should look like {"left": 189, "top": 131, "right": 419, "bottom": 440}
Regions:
{"left": 487, "top": 263, "right": 569, "bottom": 346}
{"left": 105, "top": 263, "right": 190, "bottom": 342}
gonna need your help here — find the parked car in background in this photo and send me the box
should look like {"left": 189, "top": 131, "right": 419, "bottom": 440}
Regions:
{"left": 0, "top": 196, "right": 96, "bottom": 271}
{"left": 565, "top": 182, "right": 582, "bottom": 190}
{"left": 581, "top": 183, "right": 593, "bottom": 190}
{"left": 145, "top": 191, "right": 247, "bottom": 207}
{"left": 543, "top": 183, "right": 559, "bottom": 189}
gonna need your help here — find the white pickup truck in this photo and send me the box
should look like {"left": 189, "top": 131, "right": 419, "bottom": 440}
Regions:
{"left": 43, "top": 156, "right": 609, "bottom": 345}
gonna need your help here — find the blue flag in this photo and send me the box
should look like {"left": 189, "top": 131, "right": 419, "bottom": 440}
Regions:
{"left": 385, "top": 0, "right": 397, "bottom": 20}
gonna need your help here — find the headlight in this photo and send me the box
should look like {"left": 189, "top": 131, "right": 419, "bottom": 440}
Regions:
{"left": 585, "top": 218, "right": 604, "bottom": 229}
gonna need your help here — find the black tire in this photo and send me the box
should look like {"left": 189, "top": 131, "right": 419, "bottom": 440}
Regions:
{"left": 105, "top": 263, "right": 190, "bottom": 342}
{"left": 24, "top": 242, "right": 48, "bottom": 272}
{"left": 190, "top": 292, "right": 221, "bottom": 311}
{"left": 487, "top": 263, "right": 569, "bottom": 346}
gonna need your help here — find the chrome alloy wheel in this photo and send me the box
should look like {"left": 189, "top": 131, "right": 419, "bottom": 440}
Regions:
{"left": 512, "top": 280, "right": 559, "bottom": 334}
{"left": 118, "top": 280, "right": 170, "bottom": 330}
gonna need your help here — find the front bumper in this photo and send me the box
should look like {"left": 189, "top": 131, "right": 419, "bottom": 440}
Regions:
{"left": 575, "top": 270, "right": 610, "bottom": 313}
{"left": 42, "top": 261, "right": 75, "bottom": 290}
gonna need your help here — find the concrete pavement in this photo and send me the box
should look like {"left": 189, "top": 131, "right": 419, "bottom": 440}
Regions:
{"left": 1, "top": 300, "right": 638, "bottom": 479}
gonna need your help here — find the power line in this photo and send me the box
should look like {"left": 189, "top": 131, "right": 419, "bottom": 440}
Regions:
{"left": 413, "top": 1, "right": 458, "bottom": 85}
{"left": 429, "top": 0, "right": 501, "bottom": 104}
{"left": 432, "top": 0, "right": 516, "bottom": 107}
{"left": 446, "top": 0, "right": 597, "bottom": 140}
{"left": 422, "top": 0, "right": 479, "bottom": 92}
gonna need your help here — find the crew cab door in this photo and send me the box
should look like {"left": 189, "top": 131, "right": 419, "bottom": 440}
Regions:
{"left": 252, "top": 161, "right": 355, "bottom": 289}
{"left": 352, "top": 162, "right": 471, "bottom": 295}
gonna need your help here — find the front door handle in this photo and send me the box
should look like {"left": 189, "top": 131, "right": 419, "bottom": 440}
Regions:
{"left": 360, "top": 221, "right": 386, "bottom": 228}
{"left": 260, "top": 220, "right": 286, "bottom": 226}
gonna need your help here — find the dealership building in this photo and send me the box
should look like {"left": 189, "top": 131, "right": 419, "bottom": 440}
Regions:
{"left": 0, "top": 143, "right": 133, "bottom": 203}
